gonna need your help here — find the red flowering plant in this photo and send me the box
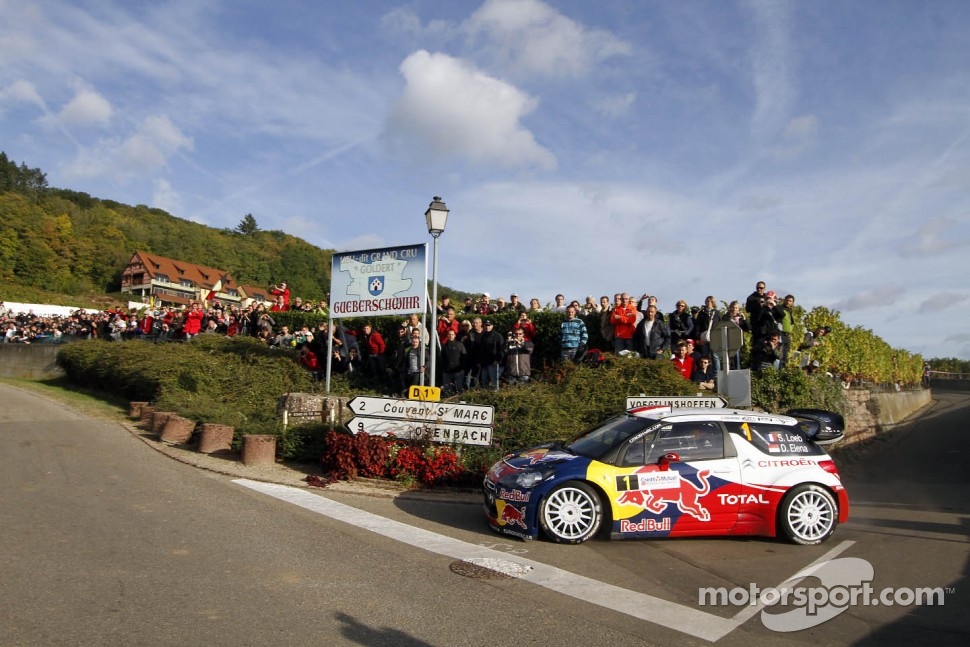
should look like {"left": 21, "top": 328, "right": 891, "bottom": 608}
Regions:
{"left": 311, "top": 430, "right": 465, "bottom": 489}
{"left": 387, "top": 440, "right": 463, "bottom": 487}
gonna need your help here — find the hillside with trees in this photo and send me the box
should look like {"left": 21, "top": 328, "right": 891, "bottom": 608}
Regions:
{"left": 0, "top": 152, "right": 339, "bottom": 302}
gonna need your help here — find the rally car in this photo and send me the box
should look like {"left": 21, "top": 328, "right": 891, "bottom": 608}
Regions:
{"left": 483, "top": 406, "right": 849, "bottom": 545}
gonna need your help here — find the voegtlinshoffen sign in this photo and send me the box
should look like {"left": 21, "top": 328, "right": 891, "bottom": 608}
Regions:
{"left": 626, "top": 395, "right": 728, "bottom": 409}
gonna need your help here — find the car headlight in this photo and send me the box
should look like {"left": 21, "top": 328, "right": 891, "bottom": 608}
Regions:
{"left": 515, "top": 470, "right": 545, "bottom": 488}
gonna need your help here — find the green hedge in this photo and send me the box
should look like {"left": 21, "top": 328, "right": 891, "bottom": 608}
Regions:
{"left": 54, "top": 332, "right": 853, "bottom": 469}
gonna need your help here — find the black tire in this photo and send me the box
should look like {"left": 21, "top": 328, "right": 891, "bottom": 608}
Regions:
{"left": 539, "top": 481, "right": 603, "bottom": 544}
{"left": 778, "top": 484, "right": 838, "bottom": 545}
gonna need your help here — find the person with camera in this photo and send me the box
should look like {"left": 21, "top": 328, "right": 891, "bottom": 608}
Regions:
{"left": 269, "top": 281, "right": 291, "bottom": 310}
{"left": 297, "top": 342, "right": 322, "bottom": 380}
{"left": 750, "top": 290, "right": 782, "bottom": 349}
{"left": 751, "top": 331, "right": 784, "bottom": 371}
{"left": 436, "top": 306, "right": 460, "bottom": 346}
{"left": 477, "top": 293, "right": 497, "bottom": 315}
{"left": 512, "top": 311, "right": 537, "bottom": 342}
{"left": 503, "top": 328, "right": 534, "bottom": 384}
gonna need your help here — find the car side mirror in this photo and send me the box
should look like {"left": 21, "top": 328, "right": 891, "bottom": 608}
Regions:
{"left": 659, "top": 452, "right": 681, "bottom": 471}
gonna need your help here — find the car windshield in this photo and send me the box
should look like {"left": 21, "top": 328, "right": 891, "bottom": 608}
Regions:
{"left": 566, "top": 414, "right": 658, "bottom": 460}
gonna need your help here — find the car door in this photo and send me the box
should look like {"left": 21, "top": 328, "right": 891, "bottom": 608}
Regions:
{"left": 639, "top": 421, "right": 740, "bottom": 534}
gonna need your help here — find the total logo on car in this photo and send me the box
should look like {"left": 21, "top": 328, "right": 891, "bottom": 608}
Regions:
{"left": 483, "top": 406, "right": 849, "bottom": 545}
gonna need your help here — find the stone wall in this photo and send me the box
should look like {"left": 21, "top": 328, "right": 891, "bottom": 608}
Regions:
{"left": 843, "top": 387, "right": 932, "bottom": 445}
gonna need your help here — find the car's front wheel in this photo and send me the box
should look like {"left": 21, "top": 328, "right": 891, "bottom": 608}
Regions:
{"left": 539, "top": 481, "right": 602, "bottom": 544}
{"left": 778, "top": 484, "right": 838, "bottom": 545}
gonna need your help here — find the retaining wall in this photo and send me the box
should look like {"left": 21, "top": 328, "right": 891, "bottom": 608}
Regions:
{"left": 843, "top": 387, "right": 932, "bottom": 444}
{"left": 0, "top": 343, "right": 66, "bottom": 379}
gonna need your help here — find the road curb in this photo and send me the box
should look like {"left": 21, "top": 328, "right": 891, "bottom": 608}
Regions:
{"left": 120, "top": 419, "right": 482, "bottom": 504}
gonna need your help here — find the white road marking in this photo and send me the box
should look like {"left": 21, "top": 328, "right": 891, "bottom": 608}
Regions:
{"left": 234, "top": 478, "right": 853, "bottom": 642}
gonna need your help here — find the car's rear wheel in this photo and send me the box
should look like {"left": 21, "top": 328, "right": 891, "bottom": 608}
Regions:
{"left": 539, "top": 481, "right": 602, "bottom": 544}
{"left": 778, "top": 484, "right": 838, "bottom": 545}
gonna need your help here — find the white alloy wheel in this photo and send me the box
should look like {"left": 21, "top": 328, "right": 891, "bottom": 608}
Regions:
{"left": 539, "top": 481, "right": 602, "bottom": 544}
{"left": 779, "top": 484, "right": 838, "bottom": 545}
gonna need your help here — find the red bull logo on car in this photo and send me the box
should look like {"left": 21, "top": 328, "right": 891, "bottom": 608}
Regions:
{"left": 619, "top": 517, "right": 672, "bottom": 533}
{"left": 616, "top": 468, "right": 712, "bottom": 521}
{"left": 496, "top": 499, "right": 528, "bottom": 529}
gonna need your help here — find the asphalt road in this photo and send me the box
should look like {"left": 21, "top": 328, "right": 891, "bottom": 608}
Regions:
{"left": 1, "top": 383, "right": 967, "bottom": 646}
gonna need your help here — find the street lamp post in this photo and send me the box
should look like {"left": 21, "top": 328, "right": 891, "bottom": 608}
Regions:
{"left": 424, "top": 196, "right": 449, "bottom": 387}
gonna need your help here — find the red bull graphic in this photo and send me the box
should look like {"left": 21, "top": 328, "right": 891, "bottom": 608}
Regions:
{"left": 496, "top": 499, "right": 528, "bottom": 530}
{"left": 498, "top": 488, "right": 531, "bottom": 502}
{"left": 517, "top": 448, "right": 551, "bottom": 465}
{"left": 616, "top": 468, "right": 712, "bottom": 521}
{"left": 619, "top": 517, "right": 672, "bottom": 533}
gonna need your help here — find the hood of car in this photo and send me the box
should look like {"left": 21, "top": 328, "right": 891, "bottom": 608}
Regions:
{"left": 501, "top": 445, "right": 580, "bottom": 470}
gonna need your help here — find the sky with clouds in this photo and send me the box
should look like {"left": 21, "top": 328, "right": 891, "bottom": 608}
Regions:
{"left": 2, "top": 0, "right": 969, "bottom": 359}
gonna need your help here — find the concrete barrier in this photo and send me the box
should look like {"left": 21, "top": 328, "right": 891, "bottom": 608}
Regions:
{"left": 0, "top": 343, "right": 66, "bottom": 379}
{"left": 871, "top": 389, "right": 933, "bottom": 427}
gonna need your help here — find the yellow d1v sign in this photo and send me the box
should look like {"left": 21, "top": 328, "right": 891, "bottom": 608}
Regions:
{"left": 408, "top": 385, "right": 441, "bottom": 402}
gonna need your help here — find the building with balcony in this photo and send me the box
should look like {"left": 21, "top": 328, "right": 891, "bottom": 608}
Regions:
{"left": 120, "top": 251, "right": 248, "bottom": 308}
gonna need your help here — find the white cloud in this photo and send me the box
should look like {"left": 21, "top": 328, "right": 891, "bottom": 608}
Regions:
{"left": 385, "top": 50, "right": 556, "bottom": 170}
{"left": 64, "top": 114, "right": 192, "bottom": 181}
{"left": 0, "top": 79, "right": 47, "bottom": 110}
{"left": 380, "top": 6, "right": 452, "bottom": 41}
{"left": 56, "top": 87, "right": 113, "bottom": 127}
{"left": 592, "top": 92, "right": 637, "bottom": 118}
{"left": 464, "top": 0, "right": 630, "bottom": 78}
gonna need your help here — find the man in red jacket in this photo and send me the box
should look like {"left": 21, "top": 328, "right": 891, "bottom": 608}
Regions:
{"left": 182, "top": 302, "right": 204, "bottom": 338}
{"left": 270, "top": 282, "right": 291, "bottom": 310}
{"left": 362, "top": 323, "right": 389, "bottom": 389}
{"left": 610, "top": 292, "right": 638, "bottom": 353}
{"left": 436, "top": 306, "right": 460, "bottom": 346}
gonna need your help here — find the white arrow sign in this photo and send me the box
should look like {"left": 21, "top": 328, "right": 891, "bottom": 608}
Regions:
{"left": 346, "top": 416, "right": 492, "bottom": 446}
{"left": 626, "top": 395, "right": 728, "bottom": 410}
{"left": 347, "top": 396, "right": 494, "bottom": 426}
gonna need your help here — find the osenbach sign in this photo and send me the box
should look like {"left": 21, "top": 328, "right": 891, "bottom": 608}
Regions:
{"left": 346, "top": 416, "right": 492, "bottom": 446}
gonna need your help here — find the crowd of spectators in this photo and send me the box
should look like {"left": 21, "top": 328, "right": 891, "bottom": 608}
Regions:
{"left": 3, "top": 279, "right": 839, "bottom": 395}
{"left": 2, "top": 301, "right": 104, "bottom": 343}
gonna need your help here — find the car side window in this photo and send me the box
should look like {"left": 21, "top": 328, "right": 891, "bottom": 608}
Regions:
{"left": 618, "top": 429, "right": 657, "bottom": 467}
{"left": 645, "top": 422, "right": 724, "bottom": 463}
{"left": 726, "top": 422, "right": 824, "bottom": 457}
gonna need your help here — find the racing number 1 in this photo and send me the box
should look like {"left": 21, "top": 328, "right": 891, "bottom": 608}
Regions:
{"left": 615, "top": 474, "right": 637, "bottom": 492}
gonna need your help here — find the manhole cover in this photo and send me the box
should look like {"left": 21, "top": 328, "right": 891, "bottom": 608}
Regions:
{"left": 449, "top": 557, "right": 533, "bottom": 580}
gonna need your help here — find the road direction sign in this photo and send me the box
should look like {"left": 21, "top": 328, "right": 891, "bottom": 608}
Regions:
{"left": 626, "top": 395, "right": 728, "bottom": 410}
{"left": 345, "top": 416, "right": 492, "bottom": 446}
{"left": 347, "top": 396, "right": 493, "bottom": 426}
